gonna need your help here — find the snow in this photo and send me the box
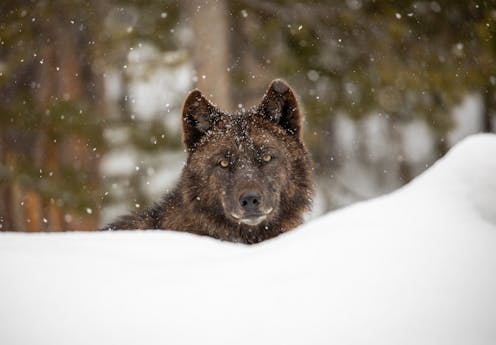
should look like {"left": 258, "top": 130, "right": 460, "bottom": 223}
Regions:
{"left": 320, "top": 95, "right": 485, "bottom": 211}
{"left": 448, "top": 94, "right": 484, "bottom": 146}
{"left": 1, "top": 134, "right": 496, "bottom": 345}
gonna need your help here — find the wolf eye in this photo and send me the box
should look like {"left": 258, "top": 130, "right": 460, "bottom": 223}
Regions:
{"left": 262, "top": 154, "right": 272, "bottom": 162}
{"left": 219, "top": 159, "right": 229, "bottom": 168}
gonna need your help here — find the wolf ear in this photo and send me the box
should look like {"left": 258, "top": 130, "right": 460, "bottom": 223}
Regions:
{"left": 182, "top": 90, "right": 220, "bottom": 150}
{"left": 259, "top": 79, "right": 302, "bottom": 137}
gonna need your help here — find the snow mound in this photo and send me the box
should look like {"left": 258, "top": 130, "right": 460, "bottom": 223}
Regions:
{"left": 431, "top": 134, "right": 496, "bottom": 225}
{"left": 1, "top": 134, "right": 496, "bottom": 345}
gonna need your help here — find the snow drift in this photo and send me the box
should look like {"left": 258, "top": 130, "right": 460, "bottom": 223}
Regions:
{"left": 1, "top": 134, "right": 496, "bottom": 345}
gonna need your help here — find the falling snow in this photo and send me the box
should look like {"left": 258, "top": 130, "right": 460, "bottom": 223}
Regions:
{"left": 1, "top": 135, "right": 496, "bottom": 345}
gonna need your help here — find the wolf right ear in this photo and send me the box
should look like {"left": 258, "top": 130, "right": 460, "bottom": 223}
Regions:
{"left": 182, "top": 90, "right": 220, "bottom": 150}
{"left": 259, "top": 79, "right": 302, "bottom": 137}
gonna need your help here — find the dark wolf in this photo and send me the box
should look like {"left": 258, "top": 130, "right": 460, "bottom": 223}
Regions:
{"left": 104, "top": 79, "right": 313, "bottom": 244}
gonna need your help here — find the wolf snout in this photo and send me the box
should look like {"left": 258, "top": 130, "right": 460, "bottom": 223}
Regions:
{"left": 239, "top": 191, "right": 261, "bottom": 212}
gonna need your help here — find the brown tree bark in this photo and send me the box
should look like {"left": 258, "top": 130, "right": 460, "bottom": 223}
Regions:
{"left": 228, "top": 4, "right": 272, "bottom": 108}
{"left": 482, "top": 85, "right": 495, "bottom": 133}
{"left": 187, "top": 0, "right": 232, "bottom": 111}
{"left": 22, "top": 13, "right": 101, "bottom": 231}
{"left": 24, "top": 191, "right": 43, "bottom": 232}
{"left": 54, "top": 15, "right": 102, "bottom": 230}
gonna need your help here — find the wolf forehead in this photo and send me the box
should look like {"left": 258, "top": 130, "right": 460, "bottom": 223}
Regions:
{"left": 201, "top": 111, "right": 287, "bottom": 146}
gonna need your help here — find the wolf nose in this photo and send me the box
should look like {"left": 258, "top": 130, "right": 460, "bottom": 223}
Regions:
{"left": 239, "top": 192, "right": 261, "bottom": 212}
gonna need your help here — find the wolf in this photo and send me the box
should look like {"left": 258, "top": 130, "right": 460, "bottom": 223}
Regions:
{"left": 104, "top": 79, "right": 313, "bottom": 244}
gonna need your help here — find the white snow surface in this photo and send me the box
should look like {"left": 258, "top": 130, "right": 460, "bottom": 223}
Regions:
{"left": 1, "top": 134, "right": 496, "bottom": 345}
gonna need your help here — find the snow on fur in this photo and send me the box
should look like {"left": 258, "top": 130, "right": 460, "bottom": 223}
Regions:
{"left": 1, "top": 134, "right": 496, "bottom": 345}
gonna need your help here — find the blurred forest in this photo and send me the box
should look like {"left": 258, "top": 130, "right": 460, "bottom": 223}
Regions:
{"left": 0, "top": 0, "right": 495, "bottom": 231}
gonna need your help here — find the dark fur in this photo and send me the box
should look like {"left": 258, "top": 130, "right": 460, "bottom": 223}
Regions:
{"left": 104, "top": 79, "right": 313, "bottom": 244}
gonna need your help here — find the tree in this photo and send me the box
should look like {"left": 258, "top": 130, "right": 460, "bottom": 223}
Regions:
{"left": 186, "top": 0, "right": 232, "bottom": 110}
{"left": 0, "top": 0, "right": 107, "bottom": 230}
{"left": 0, "top": 0, "right": 187, "bottom": 230}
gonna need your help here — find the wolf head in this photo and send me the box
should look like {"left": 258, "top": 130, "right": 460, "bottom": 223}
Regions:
{"left": 180, "top": 79, "right": 312, "bottom": 242}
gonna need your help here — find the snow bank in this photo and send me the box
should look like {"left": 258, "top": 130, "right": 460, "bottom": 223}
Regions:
{"left": 1, "top": 134, "right": 496, "bottom": 345}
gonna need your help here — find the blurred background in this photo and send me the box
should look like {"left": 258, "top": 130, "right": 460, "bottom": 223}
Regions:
{"left": 0, "top": 0, "right": 495, "bottom": 231}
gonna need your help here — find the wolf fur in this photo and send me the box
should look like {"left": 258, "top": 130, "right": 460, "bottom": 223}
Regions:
{"left": 104, "top": 79, "right": 313, "bottom": 244}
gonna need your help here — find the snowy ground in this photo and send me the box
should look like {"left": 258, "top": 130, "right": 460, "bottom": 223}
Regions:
{"left": 1, "top": 134, "right": 496, "bottom": 345}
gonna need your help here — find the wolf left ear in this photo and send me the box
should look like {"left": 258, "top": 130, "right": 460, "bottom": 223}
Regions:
{"left": 259, "top": 79, "right": 302, "bottom": 137}
{"left": 182, "top": 90, "right": 220, "bottom": 150}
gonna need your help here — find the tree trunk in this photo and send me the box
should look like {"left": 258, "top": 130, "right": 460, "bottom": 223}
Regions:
{"left": 227, "top": 5, "right": 272, "bottom": 108}
{"left": 24, "top": 191, "right": 43, "bottom": 232}
{"left": 482, "top": 85, "right": 495, "bottom": 133}
{"left": 187, "top": 0, "right": 232, "bottom": 111}
{"left": 25, "top": 14, "right": 101, "bottom": 231}
{"left": 389, "top": 117, "right": 413, "bottom": 185}
{"left": 0, "top": 133, "right": 12, "bottom": 231}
